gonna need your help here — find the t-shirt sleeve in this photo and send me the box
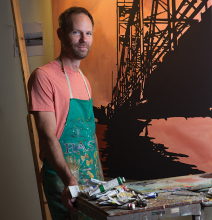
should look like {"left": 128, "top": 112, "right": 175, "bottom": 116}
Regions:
{"left": 28, "top": 68, "right": 55, "bottom": 113}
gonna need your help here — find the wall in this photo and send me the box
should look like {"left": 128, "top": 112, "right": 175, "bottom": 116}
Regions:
{"left": 0, "top": 0, "right": 211, "bottom": 219}
{"left": 0, "top": 0, "right": 54, "bottom": 219}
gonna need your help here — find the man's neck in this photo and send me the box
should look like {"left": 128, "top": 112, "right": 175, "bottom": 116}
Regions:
{"left": 58, "top": 52, "right": 81, "bottom": 72}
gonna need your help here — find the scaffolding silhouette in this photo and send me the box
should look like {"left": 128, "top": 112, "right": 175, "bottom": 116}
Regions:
{"left": 105, "top": 0, "right": 209, "bottom": 120}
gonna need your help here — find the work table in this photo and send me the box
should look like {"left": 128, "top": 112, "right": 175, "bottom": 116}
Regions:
{"left": 75, "top": 173, "right": 212, "bottom": 220}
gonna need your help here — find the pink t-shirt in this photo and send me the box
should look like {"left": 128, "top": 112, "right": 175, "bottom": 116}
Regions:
{"left": 28, "top": 60, "right": 92, "bottom": 159}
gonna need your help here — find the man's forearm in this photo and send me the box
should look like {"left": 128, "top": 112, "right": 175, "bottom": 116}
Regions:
{"left": 41, "top": 133, "right": 78, "bottom": 212}
{"left": 33, "top": 111, "right": 77, "bottom": 186}
{"left": 41, "top": 134, "right": 78, "bottom": 186}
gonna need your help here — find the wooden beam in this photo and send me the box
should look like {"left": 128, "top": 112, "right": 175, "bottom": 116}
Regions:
{"left": 11, "top": 0, "right": 30, "bottom": 104}
{"left": 27, "top": 114, "right": 52, "bottom": 220}
{"left": 10, "top": 0, "right": 52, "bottom": 219}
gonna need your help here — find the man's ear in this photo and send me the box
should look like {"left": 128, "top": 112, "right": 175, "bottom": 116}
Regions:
{"left": 57, "top": 28, "right": 63, "bottom": 41}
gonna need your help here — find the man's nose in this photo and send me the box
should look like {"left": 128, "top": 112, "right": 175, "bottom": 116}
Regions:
{"left": 80, "top": 33, "right": 88, "bottom": 43}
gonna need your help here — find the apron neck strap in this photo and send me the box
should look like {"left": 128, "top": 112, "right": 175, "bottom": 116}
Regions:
{"left": 57, "top": 58, "right": 91, "bottom": 99}
{"left": 78, "top": 69, "right": 91, "bottom": 99}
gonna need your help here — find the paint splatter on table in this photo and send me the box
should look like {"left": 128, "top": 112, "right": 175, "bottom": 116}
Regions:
{"left": 75, "top": 173, "right": 212, "bottom": 219}
{"left": 125, "top": 173, "right": 212, "bottom": 194}
{"left": 76, "top": 191, "right": 203, "bottom": 217}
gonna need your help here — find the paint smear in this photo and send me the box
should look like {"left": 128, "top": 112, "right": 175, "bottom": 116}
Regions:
{"left": 175, "top": 178, "right": 199, "bottom": 183}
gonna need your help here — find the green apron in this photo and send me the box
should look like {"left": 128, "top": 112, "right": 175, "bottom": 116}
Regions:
{"left": 43, "top": 60, "right": 102, "bottom": 220}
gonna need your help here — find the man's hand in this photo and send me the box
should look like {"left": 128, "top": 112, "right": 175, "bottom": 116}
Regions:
{"left": 60, "top": 186, "right": 77, "bottom": 214}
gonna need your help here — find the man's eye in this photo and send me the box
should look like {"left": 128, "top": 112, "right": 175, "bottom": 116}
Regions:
{"left": 87, "top": 32, "right": 92, "bottom": 36}
{"left": 73, "top": 31, "right": 80, "bottom": 34}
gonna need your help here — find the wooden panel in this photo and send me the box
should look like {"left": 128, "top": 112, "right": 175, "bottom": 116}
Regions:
{"left": 74, "top": 174, "right": 210, "bottom": 219}
{"left": 27, "top": 114, "right": 52, "bottom": 220}
{"left": 11, "top": 0, "right": 30, "bottom": 103}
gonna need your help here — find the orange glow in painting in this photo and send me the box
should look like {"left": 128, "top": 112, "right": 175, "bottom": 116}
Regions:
{"left": 143, "top": 117, "right": 212, "bottom": 173}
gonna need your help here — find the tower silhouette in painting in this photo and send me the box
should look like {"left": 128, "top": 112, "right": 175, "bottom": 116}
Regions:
{"left": 94, "top": 0, "right": 212, "bottom": 180}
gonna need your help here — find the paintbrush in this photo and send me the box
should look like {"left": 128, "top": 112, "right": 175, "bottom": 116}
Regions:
{"left": 171, "top": 191, "right": 200, "bottom": 196}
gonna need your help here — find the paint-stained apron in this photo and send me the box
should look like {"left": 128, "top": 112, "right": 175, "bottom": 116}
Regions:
{"left": 43, "top": 60, "right": 102, "bottom": 220}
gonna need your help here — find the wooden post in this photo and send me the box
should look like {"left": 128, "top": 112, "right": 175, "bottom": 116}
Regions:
{"left": 11, "top": 0, "right": 52, "bottom": 219}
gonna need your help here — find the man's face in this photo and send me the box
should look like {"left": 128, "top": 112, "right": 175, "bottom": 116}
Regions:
{"left": 62, "top": 13, "right": 93, "bottom": 60}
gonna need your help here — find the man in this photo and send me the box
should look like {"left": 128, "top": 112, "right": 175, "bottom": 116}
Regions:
{"left": 28, "top": 7, "right": 104, "bottom": 220}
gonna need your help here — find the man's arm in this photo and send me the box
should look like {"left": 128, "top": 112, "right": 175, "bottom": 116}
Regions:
{"left": 33, "top": 111, "right": 78, "bottom": 213}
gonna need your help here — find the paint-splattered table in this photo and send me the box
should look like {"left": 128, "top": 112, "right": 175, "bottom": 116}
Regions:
{"left": 75, "top": 173, "right": 212, "bottom": 220}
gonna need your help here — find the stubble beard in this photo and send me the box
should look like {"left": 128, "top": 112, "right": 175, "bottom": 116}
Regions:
{"left": 65, "top": 43, "right": 91, "bottom": 60}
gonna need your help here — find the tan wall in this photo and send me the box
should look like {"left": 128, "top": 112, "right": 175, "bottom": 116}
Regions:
{"left": 0, "top": 0, "right": 54, "bottom": 219}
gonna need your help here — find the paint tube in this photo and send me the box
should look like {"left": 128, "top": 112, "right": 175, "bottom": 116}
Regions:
{"left": 89, "top": 177, "right": 126, "bottom": 197}
{"left": 96, "top": 190, "right": 119, "bottom": 201}
{"left": 145, "top": 192, "right": 158, "bottom": 198}
{"left": 97, "top": 190, "right": 135, "bottom": 202}
{"left": 117, "top": 191, "right": 134, "bottom": 198}
{"left": 68, "top": 185, "right": 81, "bottom": 198}
{"left": 100, "top": 198, "right": 136, "bottom": 210}
{"left": 79, "top": 185, "right": 99, "bottom": 196}
{"left": 115, "top": 185, "right": 128, "bottom": 192}
{"left": 132, "top": 191, "right": 136, "bottom": 196}
{"left": 99, "top": 196, "right": 135, "bottom": 206}
{"left": 114, "top": 185, "right": 125, "bottom": 193}
{"left": 99, "top": 197, "right": 123, "bottom": 206}
{"left": 115, "top": 203, "right": 136, "bottom": 210}
{"left": 68, "top": 185, "right": 97, "bottom": 198}
{"left": 137, "top": 194, "right": 145, "bottom": 200}
{"left": 135, "top": 192, "right": 157, "bottom": 199}
{"left": 84, "top": 178, "right": 107, "bottom": 186}
{"left": 116, "top": 197, "right": 136, "bottom": 204}
{"left": 97, "top": 195, "right": 110, "bottom": 202}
